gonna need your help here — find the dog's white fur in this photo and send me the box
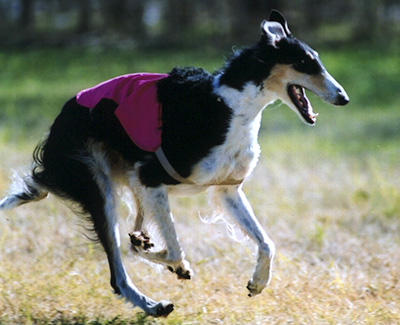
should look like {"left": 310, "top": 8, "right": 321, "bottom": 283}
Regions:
{"left": 77, "top": 63, "right": 346, "bottom": 310}
{"left": 68, "top": 74, "right": 278, "bottom": 315}
{"left": 0, "top": 13, "right": 349, "bottom": 316}
{"left": 113, "top": 76, "right": 279, "bottom": 303}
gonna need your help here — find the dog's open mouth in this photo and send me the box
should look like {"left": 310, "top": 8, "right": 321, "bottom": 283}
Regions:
{"left": 288, "top": 85, "right": 318, "bottom": 124}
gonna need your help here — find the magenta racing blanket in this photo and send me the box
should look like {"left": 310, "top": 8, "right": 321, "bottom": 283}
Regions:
{"left": 76, "top": 73, "right": 168, "bottom": 152}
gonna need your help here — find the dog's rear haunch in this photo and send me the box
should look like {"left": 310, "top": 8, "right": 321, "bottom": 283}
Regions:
{"left": 0, "top": 10, "right": 348, "bottom": 317}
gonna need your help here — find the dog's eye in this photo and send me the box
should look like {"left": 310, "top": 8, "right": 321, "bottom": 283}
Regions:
{"left": 292, "top": 55, "right": 322, "bottom": 75}
{"left": 299, "top": 59, "right": 306, "bottom": 65}
{"left": 293, "top": 59, "right": 306, "bottom": 70}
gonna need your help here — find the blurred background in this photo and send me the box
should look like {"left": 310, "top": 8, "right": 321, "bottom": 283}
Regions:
{"left": 0, "top": 0, "right": 399, "bottom": 48}
{"left": 0, "top": 2, "right": 400, "bottom": 323}
{"left": 0, "top": 0, "right": 398, "bottom": 148}
{"left": 0, "top": 1, "right": 398, "bottom": 136}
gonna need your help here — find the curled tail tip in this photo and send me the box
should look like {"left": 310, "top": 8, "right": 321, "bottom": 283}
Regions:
{"left": 0, "top": 191, "right": 47, "bottom": 210}
{"left": 0, "top": 175, "right": 48, "bottom": 210}
{"left": 0, "top": 191, "right": 48, "bottom": 210}
{"left": 0, "top": 195, "right": 20, "bottom": 210}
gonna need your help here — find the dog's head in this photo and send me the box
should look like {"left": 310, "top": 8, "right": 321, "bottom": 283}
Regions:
{"left": 260, "top": 10, "right": 349, "bottom": 125}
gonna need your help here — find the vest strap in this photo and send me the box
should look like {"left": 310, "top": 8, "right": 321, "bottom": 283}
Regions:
{"left": 155, "top": 147, "right": 244, "bottom": 186}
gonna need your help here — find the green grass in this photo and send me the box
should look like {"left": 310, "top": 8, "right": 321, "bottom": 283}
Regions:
{"left": 0, "top": 46, "right": 400, "bottom": 324}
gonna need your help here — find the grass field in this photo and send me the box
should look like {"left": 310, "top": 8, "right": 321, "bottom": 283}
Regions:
{"left": 0, "top": 46, "right": 399, "bottom": 324}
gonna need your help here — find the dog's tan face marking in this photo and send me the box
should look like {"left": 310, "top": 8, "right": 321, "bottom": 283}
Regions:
{"left": 263, "top": 64, "right": 318, "bottom": 124}
{"left": 263, "top": 62, "right": 348, "bottom": 125}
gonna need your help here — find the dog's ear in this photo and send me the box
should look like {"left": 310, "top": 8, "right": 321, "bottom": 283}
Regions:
{"left": 261, "top": 20, "right": 287, "bottom": 47}
{"left": 269, "top": 10, "right": 292, "bottom": 37}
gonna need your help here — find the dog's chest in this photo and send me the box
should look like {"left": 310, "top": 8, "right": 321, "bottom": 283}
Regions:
{"left": 190, "top": 113, "right": 262, "bottom": 185}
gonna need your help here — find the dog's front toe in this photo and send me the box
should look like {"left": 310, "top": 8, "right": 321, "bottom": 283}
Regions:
{"left": 246, "top": 279, "right": 265, "bottom": 297}
{"left": 175, "top": 266, "right": 192, "bottom": 280}
{"left": 155, "top": 300, "right": 174, "bottom": 317}
{"left": 167, "top": 259, "right": 193, "bottom": 280}
{"left": 129, "top": 231, "right": 154, "bottom": 251}
{"left": 145, "top": 300, "right": 174, "bottom": 317}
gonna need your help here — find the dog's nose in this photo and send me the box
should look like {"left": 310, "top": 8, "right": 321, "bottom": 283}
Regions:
{"left": 336, "top": 90, "right": 349, "bottom": 106}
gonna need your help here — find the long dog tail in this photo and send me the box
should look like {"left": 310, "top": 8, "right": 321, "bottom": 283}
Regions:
{"left": 0, "top": 174, "right": 48, "bottom": 210}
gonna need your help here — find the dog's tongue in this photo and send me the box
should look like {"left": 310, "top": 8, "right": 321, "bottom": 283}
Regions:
{"left": 290, "top": 85, "right": 318, "bottom": 124}
{"left": 294, "top": 86, "right": 309, "bottom": 108}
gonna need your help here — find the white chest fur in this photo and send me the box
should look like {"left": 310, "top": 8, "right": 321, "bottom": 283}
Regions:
{"left": 190, "top": 112, "right": 262, "bottom": 185}
{"left": 187, "top": 79, "right": 275, "bottom": 186}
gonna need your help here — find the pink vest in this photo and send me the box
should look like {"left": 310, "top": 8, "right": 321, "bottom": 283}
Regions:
{"left": 76, "top": 73, "right": 168, "bottom": 152}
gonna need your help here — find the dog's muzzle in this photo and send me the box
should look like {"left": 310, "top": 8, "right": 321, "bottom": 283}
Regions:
{"left": 334, "top": 88, "right": 349, "bottom": 106}
{"left": 319, "top": 70, "right": 350, "bottom": 107}
{"left": 287, "top": 70, "right": 349, "bottom": 125}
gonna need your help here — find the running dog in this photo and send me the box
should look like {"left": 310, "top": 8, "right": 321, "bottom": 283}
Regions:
{"left": 0, "top": 11, "right": 349, "bottom": 317}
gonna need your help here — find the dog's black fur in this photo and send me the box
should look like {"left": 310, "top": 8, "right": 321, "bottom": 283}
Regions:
{"left": 29, "top": 67, "right": 234, "bottom": 254}
{"left": 33, "top": 67, "right": 232, "bottom": 194}
{"left": 1, "top": 10, "right": 349, "bottom": 317}
{"left": 32, "top": 30, "right": 326, "bottom": 200}
{"left": 219, "top": 35, "right": 324, "bottom": 90}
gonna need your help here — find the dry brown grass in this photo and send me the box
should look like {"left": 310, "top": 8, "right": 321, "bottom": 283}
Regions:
{"left": 1, "top": 126, "right": 399, "bottom": 325}
{"left": 1, "top": 45, "right": 399, "bottom": 324}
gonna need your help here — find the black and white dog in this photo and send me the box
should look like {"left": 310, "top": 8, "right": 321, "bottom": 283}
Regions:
{"left": 0, "top": 11, "right": 349, "bottom": 317}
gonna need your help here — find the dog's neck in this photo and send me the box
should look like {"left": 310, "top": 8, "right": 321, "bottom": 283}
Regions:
{"left": 213, "top": 74, "right": 277, "bottom": 123}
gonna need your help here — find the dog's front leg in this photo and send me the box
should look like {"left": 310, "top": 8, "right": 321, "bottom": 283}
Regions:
{"left": 212, "top": 185, "right": 275, "bottom": 296}
{"left": 130, "top": 185, "right": 193, "bottom": 280}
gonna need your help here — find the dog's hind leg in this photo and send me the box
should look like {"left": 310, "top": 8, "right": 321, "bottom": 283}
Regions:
{"left": 83, "top": 154, "right": 174, "bottom": 317}
{"left": 129, "top": 184, "right": 193, "bottom": 280}
{"left": 211, "top": 185, "right": 275, "bottom": 297}
{"left": 34, "top": 152, "right": 172, "bottom": 315}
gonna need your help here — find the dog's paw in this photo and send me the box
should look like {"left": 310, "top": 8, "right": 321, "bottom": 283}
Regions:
{"left": 246, "top": 279, "right": 265, "bottom": 297}
{"left": 145, "top": 300, "right": 174, "bottom": 318}
{"left": 129, "top": 231, "right": 154, "bottom": 251}
{"left": 168, "top": 260, "right": 193, "bottom": 280}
